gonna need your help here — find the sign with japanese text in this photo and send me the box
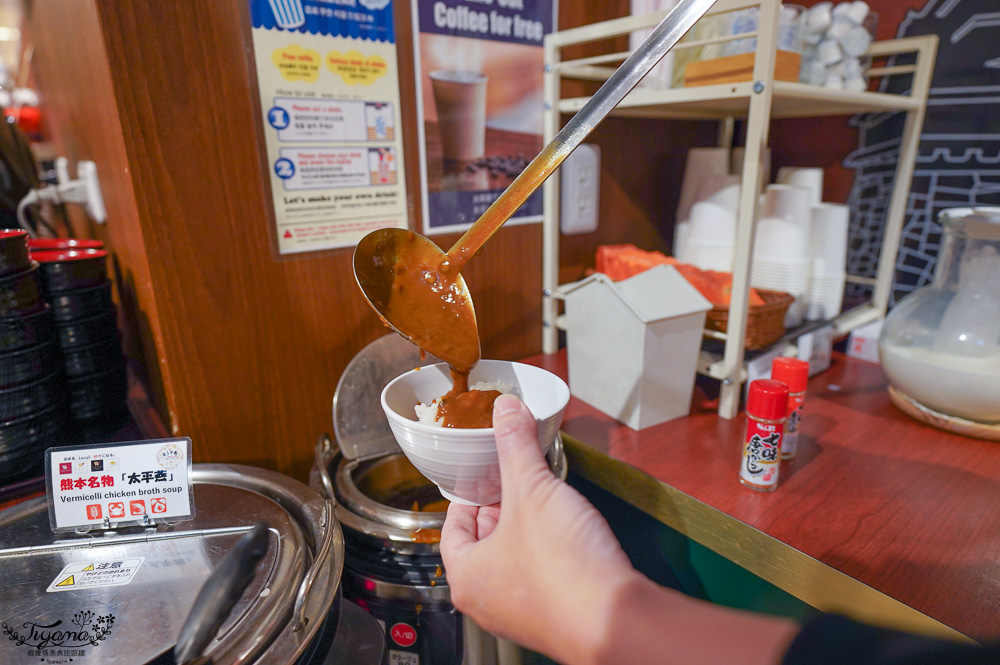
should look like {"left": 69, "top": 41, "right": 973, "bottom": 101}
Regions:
{"left": 46, "top": 558, "right": 145, "bottom": 593}
{"left": 411, "top": 0, "right": 555, "bottom": 234}
{"left": 249, "top": 0, "right": 409, "bottom": 254}
{"left": 45, "top": 438, "right": 195, "bottom": 533}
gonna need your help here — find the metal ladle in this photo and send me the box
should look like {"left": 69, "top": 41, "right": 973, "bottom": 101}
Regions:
{"left": 354, "top": 0, "right": 717, "bottom": 370}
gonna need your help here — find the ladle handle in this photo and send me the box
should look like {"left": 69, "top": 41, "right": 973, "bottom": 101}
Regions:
{"left": 446, "top": 0, "right": 717, "bottom": 270}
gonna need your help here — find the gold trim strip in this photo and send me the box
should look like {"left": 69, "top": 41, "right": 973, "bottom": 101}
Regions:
{"left": 562, "top": 434, "right": 973, "bottom": 643}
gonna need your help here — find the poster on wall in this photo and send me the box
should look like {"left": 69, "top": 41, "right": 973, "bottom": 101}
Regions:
{"left": 249, "top": 0, "right": 408, "bottom": 254}
{"left": 841, "top": 0, "right": 1000, "bottom": 304}
{"left": 412, "top": 0, "right": 555, "bottom": 235}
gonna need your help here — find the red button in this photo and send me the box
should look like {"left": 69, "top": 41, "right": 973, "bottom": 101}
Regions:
{"left": 390, "top": 622, "right": 417, "bottom": 647}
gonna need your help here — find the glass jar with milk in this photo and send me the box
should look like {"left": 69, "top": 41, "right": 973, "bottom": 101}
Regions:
{"left": 879, "top": 208, "right": 1000, "bottom": 423}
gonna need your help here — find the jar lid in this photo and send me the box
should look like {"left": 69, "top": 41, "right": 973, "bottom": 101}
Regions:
{"left": 31, "top": 248, "right": 108, "bottom": 262}
{"left": 772, "top": 357, "right": 809, "bottom": 392}
{"left": 28, "top": 237, "right": 104, "bottom": 251}
{"left": 938, "top": 207, "right": 1000, "bottom": 240}
{"left": 747, "top": 379, "right": 790, "bottom": 420}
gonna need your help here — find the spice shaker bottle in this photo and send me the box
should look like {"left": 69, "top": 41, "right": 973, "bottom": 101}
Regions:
{"left": 771, "top": 357, "right": 809, "bottom": 460}
{"left": 740, "top": 379, "right": 790, "bottom": 492}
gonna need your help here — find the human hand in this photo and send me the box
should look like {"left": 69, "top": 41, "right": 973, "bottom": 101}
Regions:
{"left": 441, "top": 394, "right": 800, "bottom": 665}
{"left": 440, "top": 394, "right": 639, "bottom": 664}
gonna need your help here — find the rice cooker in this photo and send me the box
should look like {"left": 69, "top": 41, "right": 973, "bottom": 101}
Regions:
{"left": 310, "top": 334, "right": 568, "bottom": 665}
{"left": 0, "top": 463, "right": 387, "bottom": 664}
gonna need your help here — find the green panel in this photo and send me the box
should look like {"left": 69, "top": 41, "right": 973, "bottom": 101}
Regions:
{"left": 516, "top": 473, "right": 821, "bottom": 665}
{"left": 569, "top": 472, "right": 819, "bottom": 622}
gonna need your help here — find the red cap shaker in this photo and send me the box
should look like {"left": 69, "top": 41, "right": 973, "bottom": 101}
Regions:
{"left": 772, "top": 357, "right": 809, "bottom": 394}
{"left": 746, "top": 379, "right": 790, "bottom": 421}
{"left": 740, "top": 380, "right": 790, "bottom": 492}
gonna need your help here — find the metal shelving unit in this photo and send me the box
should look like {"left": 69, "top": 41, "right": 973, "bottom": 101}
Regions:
{"left": 541, "top": 0, "right": 937, "bottom": 418}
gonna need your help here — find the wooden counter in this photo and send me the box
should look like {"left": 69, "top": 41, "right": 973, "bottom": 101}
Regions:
{"left": 523, "top": 351, "right": 998, "bottom": 643}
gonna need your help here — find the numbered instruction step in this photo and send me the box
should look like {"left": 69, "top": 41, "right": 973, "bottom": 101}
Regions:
{"left": 268, "top": 97, "right": 394, "bottom": 142}
{"left": 275, "top": 147, "right": 397, "bottom": 190}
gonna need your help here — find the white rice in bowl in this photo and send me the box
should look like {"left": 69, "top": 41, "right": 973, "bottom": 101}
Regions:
{"left": 414, "top": 380, "right": 517, "bottom": 427}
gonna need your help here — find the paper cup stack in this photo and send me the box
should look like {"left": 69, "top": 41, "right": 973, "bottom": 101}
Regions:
{"left": 683, "top": 174, "right": 741, "bottom": 271}
{"left": 805, "top": 203, "right": 848, "bottom": 319}
{"left": 752, "top": 184, "right": 813, "bottom": 326}
{"left": 675, "top": 147, "right": 731, "bottom": 260}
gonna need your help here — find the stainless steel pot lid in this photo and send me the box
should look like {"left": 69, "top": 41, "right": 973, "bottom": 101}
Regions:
{"left": 326, "top": 333, "right": 568, "bottom": 552}
{"left": 314, "top": 434, "right": 567, "bottom": 556}
{"left": 0, "top": 463, "right": 343, "bottom": 665}
{"left": 333, "top": 334, "right": 439, "bottom": 461}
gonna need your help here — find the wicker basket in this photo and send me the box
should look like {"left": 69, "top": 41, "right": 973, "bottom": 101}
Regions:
{"left": 705, "top": 290, "right": 795, "bottom": 350}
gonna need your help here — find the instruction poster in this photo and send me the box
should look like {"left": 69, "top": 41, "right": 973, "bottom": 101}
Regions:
{"left": 249, "top": 0, "right": 408, "bottom": 254}
{"left": 412, "top": 0, "right": 555, "bottom": 234}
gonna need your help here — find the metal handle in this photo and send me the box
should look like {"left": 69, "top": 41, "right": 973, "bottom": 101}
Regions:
{"left": 173, "top": 523, "right": 270, "bottom": 665}
{"left": 292, "top": 499, "right": 336, "bottom": 632}
{"left": 313, "top": 433, "right": 337, "bottom": 504}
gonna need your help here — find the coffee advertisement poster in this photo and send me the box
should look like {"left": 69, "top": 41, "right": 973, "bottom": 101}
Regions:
{"left": 249, "top": 0, "right": 409, "bottom": 254}
{"left": 412, "top": 0, "right": 556, "bottom": 234}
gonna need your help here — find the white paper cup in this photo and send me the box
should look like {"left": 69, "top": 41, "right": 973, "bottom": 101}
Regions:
{"left": 776, "top": 168, "right": 824, "bottom": 206}
{"left": 755, "top": 216, "right": 810, "bottom": 258}
{"left": 824, "top": 73, "right": 846, "bottom": 90}
{"left": 685, "top": 239, "right": 734, "bottom": 271}
{"left": 763, "top": 184, "right": 814, "bottom": 231}
{"left": 817, "top": 37, "right": 843, "bottom": 65}
{"left": 785, "top": 299, "right": 806, "bottom": 327}
{"left": 688, "top": 200, "right": 737, "bottom": 242}
{"left": 696, "top": 174, "right": 742, "bottom": 216}
{"left": 752, "top": 255, "right": 810, "bottom": 292}
{"left": 805, "top": 273, "right": 846, "bottom": 320}
{"left": 676, "top": 147, "right": 730, "bottom": 225}
{"left": 847, "top": 1, "right": 870, "bottom": 25}
{"left": 810, "top": 202, "right": 850, "bottom": 274}
{"left": 806, "top": 1, "right": 833, "bottom": 31}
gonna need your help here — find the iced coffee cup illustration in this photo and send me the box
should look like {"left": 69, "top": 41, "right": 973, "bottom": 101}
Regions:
{"left": 429, "top": 70, "right": 488, "bottom": 162}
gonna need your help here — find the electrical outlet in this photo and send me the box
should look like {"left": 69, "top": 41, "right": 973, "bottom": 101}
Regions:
{"left": 55, "top": 156, "right": 71, "bottom": 185}
{"left": 76, "top": 160, "right": 106, "bottom": 224}
{"left": 49, "top": 158, "right": 107, "bottom": 224}
{"left": 560, "top": 144, "right": 600, "bottom": 235}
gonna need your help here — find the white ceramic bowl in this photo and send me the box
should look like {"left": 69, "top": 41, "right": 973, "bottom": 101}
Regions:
{"left": 381, "top": 360, "right": 570, "bottom": 506}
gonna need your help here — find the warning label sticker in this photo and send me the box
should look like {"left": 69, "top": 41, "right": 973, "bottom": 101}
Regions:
{"left": 46, "top": 557, "right": 145, "bottom": 593}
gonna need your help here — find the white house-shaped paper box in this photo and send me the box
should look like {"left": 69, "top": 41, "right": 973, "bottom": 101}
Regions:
{"left": 558, "top": 265, "right": 712, "bottom": 430}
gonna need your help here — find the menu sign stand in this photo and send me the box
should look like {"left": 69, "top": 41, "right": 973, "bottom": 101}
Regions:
{"left": 43, "top": 438, "right": 196, "bottom": 533}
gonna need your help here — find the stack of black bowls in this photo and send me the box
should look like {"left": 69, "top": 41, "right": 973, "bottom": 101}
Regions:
{"left": 30, "top": 242, "right": 127, "bottom": 424}
{"left": 0, "top": 230, "right": 67, "bottom": 482}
